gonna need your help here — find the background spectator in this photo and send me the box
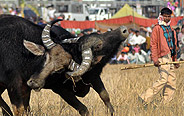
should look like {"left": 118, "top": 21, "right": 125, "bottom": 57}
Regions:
{"left": 127, "top": 49, "right": 137, "bottom": 64}
{"left": 129, "top": 30, "right": 147, "bottom": 52}
{"left": 117, "top": 52, "right": 129, "bottom": 64}
{"left": 133, "top": 44, "right": 140, "bottom": 53}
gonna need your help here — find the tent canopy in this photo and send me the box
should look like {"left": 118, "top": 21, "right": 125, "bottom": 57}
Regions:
{"left": 111, "top": 4, "right": 147, "bottom": 19}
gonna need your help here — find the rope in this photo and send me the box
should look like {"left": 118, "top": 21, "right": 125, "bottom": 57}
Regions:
{"left": 121, "top": 61, "right": 184, "bottom": 70}
{"left": 70, "top": 77, "right": 76, "bottom": 87}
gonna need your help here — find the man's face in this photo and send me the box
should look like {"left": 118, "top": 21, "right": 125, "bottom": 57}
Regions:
{"left": 132, "top": 50, "right": 135, "bottom": 55}
{"left": 136, "top": 32, "right": 139, "bottom": 36}
{"left": 128, "top": 29, "right": 132, "bottom": 33}
{"left": 176, "top": 29, "right": 180, "bottom": 33}
{"left": 162, "top": 14, "right": 171, "bottom": 23}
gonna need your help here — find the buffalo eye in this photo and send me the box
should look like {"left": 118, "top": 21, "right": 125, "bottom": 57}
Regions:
{"left": 95, "top": 44, "right": 102, "bottom": 51}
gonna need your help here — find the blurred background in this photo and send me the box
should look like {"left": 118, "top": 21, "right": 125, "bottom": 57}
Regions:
{"left": 0, "top": 0, "right": 182, "bottom": 21}
{"left": 1, "top": 1, "right": 184, "bottom": 115}
{"left": 1, "top": 0, "right": 183, "bottom": 66}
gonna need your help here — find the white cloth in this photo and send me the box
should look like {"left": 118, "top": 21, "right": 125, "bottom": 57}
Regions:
{"left": 140, "top": 49, "right": 147, "bottom": 56}
{"left": 123, "top": 32, "right": 134, "bottom": 44}
{"left": 158, "top": 14, "right": 171, "bottom": 26}
{"left": 127, "top": 53, "right": 137, "bottom": 61}
{"left": 117, "top": 54, "right": 128, "bottom": 61}
{"left": 48, "top": 9, "right": 56, "bottom": 19}
{"left": 129, "top": 35, "right": 146, "bottom": 45}
{"left": 135, "top": 53, "right": 146, "bottom": 64}
{"left": 146, "top": 27, "right": 152, "bottom": 37}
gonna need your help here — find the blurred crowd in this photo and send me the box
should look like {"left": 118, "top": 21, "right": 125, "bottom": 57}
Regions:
{"left": 109, "top": 26, "right": 153, "bottom": 65}
{"left": 109, "top": 24, "right": 184, "bottom": 65}
{"left": 1, "top": 5, "right": 184, "bottom": 66}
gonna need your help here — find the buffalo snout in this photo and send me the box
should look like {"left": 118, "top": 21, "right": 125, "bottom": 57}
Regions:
{"left": 120, "top": 26, "right": 129, "bottom": 38}
{"left": 27, "top": 78, "right": 45, "bottom": 91}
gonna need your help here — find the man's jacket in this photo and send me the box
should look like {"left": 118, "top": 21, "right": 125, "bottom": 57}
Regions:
{"left": 151, "top": 24, "right": 178, "bottom": 63}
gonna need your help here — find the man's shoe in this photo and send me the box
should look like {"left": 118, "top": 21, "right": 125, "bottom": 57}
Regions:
{"left": 149, "top": 99, "right": 159, "bottom": 110}
{"left": 138, "top": 96, "right": 148, "bottom": 110}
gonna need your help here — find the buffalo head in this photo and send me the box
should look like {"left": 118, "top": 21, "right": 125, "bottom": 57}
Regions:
{"left": 66, "top": 26, "right": 128, "bottom": 77}
{"left": 25, "top": 19, "right": 72, "bottom": 90}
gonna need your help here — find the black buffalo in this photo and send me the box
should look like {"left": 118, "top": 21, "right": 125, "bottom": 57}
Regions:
{"left": 0, "top": 15, "right": 75, "bottom": 116}
{"left": 27, "top": 24, "right": 128, "bottom": 116}
{"left": 0, "top": 15, "right": 128, "bottom": 116}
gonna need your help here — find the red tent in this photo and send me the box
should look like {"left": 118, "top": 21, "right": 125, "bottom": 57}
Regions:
{"left": 60, "top": 16, "right": 183, "bottom": 30}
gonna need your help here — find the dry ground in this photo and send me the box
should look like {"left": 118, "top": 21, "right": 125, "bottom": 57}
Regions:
{"left": 1, "top": 64, "right": 184, "bottom": 116}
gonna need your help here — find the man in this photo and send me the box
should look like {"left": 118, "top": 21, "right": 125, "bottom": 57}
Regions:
{"left": 135, "top": 49, "right": 150, "bottom": 64}
{"left": 128, "top": 49, "right": 137, "bottom": 64}
{"left": 124, "top": 28, "right": 135, "bottom": 51}
{"left": 117, "top": 52, "right": 129, "bottom": 64}
{"left": 139, "top": 7, "right": 179, "bottom": 107}
{"left": 129, "top": 30, "right": 146, "bottom": 46}
{"left": 124, "top": 28, "right": 134, "bottom": 44}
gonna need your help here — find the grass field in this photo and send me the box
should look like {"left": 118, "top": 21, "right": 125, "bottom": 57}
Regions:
{"left": 1, "top": 64, "right": 184, "bottom": 116}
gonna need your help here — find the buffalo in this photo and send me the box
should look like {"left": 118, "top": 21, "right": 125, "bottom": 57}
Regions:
{"left": 0, "top": 14, "right": 75, "bottom": 116}
{"left": 0, "top": 15, "right": 128, "bottom": 116}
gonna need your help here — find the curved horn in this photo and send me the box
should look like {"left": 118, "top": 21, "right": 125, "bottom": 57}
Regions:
{"left": 68, "top": 59, "right": 80, "bottom": 71}
{"left": 62, "top": 37, "right": 80, "bottom": 43}
{"left": 42, "top": 19, "right": 62, "bottom": 49}
{"left": 67, "top": 48, "right": 93, "bottom": 77}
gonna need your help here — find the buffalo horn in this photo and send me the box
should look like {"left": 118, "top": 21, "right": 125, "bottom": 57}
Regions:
{"left": 67, "top": 48, "right": 93, "bottom": 77}
{"left": 41, "top": 19, "right": 62, "bottom": 49}
{"left": 62, "top": 37, "right": 80, "bottom": 43}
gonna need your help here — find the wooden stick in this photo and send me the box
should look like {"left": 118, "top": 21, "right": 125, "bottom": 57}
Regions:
{"left": 121, "top": 61, "right": 184, "bottom": 70}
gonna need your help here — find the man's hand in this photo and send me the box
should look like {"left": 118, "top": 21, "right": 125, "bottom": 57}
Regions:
{"left": 174, "top": 63, "right": 180, "bottom": 69}
{"left": 154, "top": 61, "right": 160, "bottom": 67}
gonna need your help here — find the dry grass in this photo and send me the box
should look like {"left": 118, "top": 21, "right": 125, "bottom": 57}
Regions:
{"left": 1, "top": 64, "right": 184, "bottom": 116}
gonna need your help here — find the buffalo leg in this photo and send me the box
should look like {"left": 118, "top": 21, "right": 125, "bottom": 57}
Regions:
{"left": 21, "top": 83, "right": 31, "bottom": 112}
{"left": 7, "top": 77, "right": 25, "bottom": 116}
{"left": 6, "top": 82, "right": 30, "bottom": 116}
{"left": 0, "top": 87, "right": 13, "bottom": 116}
{"left": 90, "top": 76, "right": 114, "bottom": 116}
{"left": 52, "top": 88, "right": 89, "bottom": 116}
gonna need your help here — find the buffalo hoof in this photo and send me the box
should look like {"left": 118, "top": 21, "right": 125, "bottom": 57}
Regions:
{"left": 27, "top": 79, "right": 45, "bottom": 91}
{"left": 79, "top": 108, "right": 89, "bottom": 116}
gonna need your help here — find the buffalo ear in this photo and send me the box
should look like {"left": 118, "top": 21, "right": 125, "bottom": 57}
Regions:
{"left": 23, "top": 40, "right": 45, "bottom": 56}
